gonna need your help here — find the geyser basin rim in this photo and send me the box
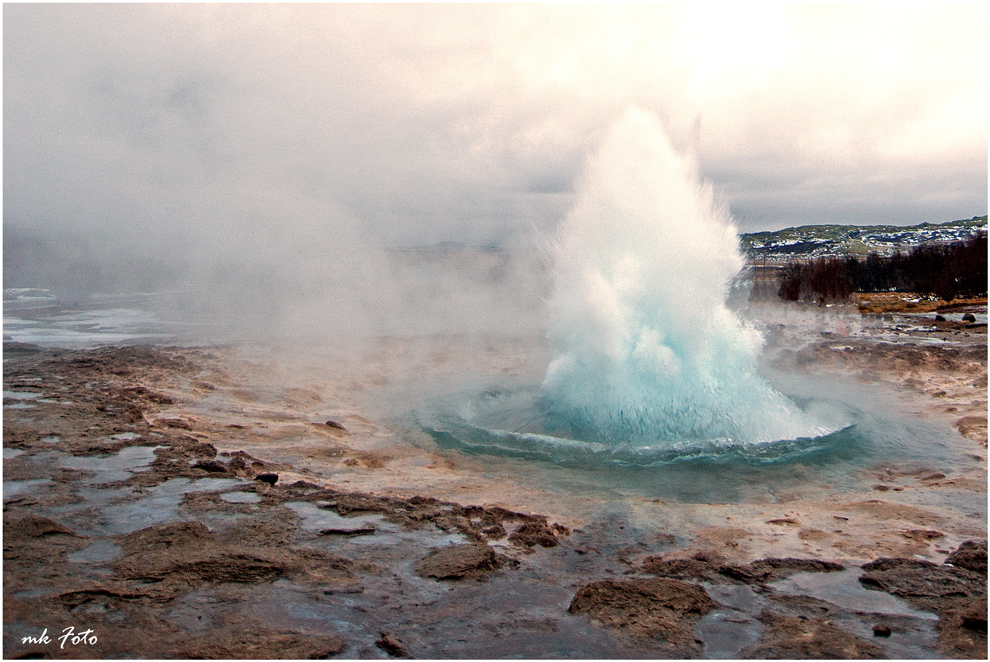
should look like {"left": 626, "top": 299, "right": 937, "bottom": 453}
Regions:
{"left": 418, "top": 409, "right": 858, "bottom": 469}
{"left": 481, "top": 424, "right": 841, "bottom": 455}
{"left": 416, "top": 377, "right": 852, "bottom": 460}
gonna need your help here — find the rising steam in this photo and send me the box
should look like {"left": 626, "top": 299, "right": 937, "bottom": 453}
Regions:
{"left": 542, "top": 106, "right": 827, "bottom": 447}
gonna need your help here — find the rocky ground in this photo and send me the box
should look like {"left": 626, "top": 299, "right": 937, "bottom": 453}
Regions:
{"left": 2, "top": 326, "right": 987, "bottom": 659}
{"left": 783, "top": 312, "right": 987, "bottom": 449}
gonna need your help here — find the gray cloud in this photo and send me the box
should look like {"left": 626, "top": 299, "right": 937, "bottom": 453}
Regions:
{"left": 4, "top": 3, "right": 986, "bottom": 271}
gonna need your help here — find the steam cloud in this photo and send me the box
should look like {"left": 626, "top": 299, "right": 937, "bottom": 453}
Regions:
{"left": 3, "top": 4, "right": 986, "bottom": 350}
{"left": 542, "top": 107, "right": 829, "bottom": 446}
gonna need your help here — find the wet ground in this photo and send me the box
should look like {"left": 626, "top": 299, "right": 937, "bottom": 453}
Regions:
{"left": 2, "top": 299, "right": 987, "bottom": 659}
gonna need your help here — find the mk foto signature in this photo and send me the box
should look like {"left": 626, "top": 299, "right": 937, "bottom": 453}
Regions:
{"left": 21, "top": 626, "right": 98, "bottom": 649}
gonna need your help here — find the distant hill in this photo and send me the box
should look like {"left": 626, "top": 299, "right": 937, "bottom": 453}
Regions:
{"left": 741, "top": 215, "right": 987, "bottom": 260}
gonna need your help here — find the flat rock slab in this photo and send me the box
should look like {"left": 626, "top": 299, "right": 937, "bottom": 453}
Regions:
{"left": 171, "top": 624, "right": 346, "bottom": 659}
{"left": 859, "top": 556, "right": 984, "bottom": 608}
{"left": 414, "top": 543, "right": 503, "bottom": 580}
{"left": 568, "top": 577, "right": 716, "bottom": 657}
{"left": 741, "top": 611, "right": 886, "bottom": 659}
{"left": 111, "top": 520, "right": 358, "bottom": 591}
{"left": 642, "top": 551, "right": 844, "bottom": 585}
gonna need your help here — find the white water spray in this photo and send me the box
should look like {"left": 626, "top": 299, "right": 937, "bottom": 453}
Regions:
{"left": 543, "top": 106, "right": 826, "bottom": 448}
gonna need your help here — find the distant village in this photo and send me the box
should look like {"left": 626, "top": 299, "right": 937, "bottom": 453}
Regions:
{"left": 742, "top": 216, "right": 988, "bottom": 305}
{"left": 742, "top": 215, "right": 988, "bottom": 263}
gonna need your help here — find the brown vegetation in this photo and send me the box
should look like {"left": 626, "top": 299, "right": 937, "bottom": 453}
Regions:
{"left": 856, "top": 292, "right": 987, "bottom": 315}
{"left": 778, "top": 232, "right": 987, "bottom": 305}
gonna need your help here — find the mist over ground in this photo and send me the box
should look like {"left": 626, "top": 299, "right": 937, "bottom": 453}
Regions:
{"left": 4, "top": 4, "right": 987, "bottom": 343}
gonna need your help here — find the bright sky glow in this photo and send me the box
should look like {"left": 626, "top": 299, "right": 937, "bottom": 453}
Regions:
{"left": 3, "top": 3, "right": 986, "bottom": 248}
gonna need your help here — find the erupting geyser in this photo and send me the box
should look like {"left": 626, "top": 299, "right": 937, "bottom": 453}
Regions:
{"left": 542, "top": 106, "right": 826, "bottom": 448}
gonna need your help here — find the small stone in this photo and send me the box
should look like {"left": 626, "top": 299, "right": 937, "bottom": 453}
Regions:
{"left": 509, "top": 520, "right": 562, "bottom": 548}
{"left": 157, "top": 417, "right": 193, "bottom": 430}
{"left": 376, "top": 632, "right": 412, "bottom": 658}
{"left": 325, "top": 420, "right": 346, "bottom": 430}
{"left": 320, "top": 526, "right": 376, "bottom": 537}
{"left": 254, "top": 473, "right": 278, "bottom": 486}
{"left": 873, "top": 624, "right": 892, "bottom": 637}
{"left": 193, "top": 460, "right": 228, "bottom": 473}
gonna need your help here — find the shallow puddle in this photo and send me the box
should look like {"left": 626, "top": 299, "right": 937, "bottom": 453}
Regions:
{"left": 3, "top": 479, "right": 51, "bottom": 499}
{"left": 87, "top": 496, "right": 186, "bottom": 535}
{"left": 52, "top": 477, "right": 247, "bottom": 535}
{"left": 3, "top": 391, "right": 44, "bottom": 400}
{"left": 152, "top": 477, "right": 245, "bottom": 496}
{"left": 348, "top": 528, "right": 468, "bottom": 549}
{"left": 68, "top": 539, "right": 123, "bottom": 564}
{"left": 695, "top": 610, "right": 763, "bottom": 659}
{"left": 703, "top": 583, "right": 767, "bottom": 612}
{"left": 57, "top": 446, "right": 163, "bottom": 483}
{"left": 92, "top": 477, "right": 246, "bottom": 534}
{"left": 73, "top": 485, "right": 140, "bottom": 508}
{"left": 285, "top": 501, "right": 385, "bottom": 532}
{"left": 771, "top": 568, "right": 938, "bottom": 619}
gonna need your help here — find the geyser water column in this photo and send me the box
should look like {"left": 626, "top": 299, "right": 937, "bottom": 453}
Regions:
{"left": 542, "top": 107, "right": 825, "bottom": 449}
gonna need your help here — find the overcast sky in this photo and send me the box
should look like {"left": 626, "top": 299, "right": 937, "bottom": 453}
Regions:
{"left": 4, "top": 3, "right": 987, "bottom": 249}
